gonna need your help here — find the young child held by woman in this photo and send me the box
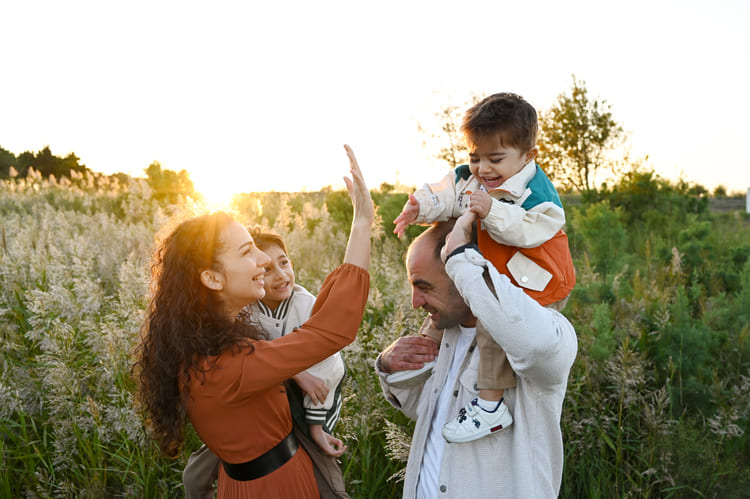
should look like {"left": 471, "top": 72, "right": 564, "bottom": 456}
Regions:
{"left": 182, "top": 227, "right": 351, "bottom": 498}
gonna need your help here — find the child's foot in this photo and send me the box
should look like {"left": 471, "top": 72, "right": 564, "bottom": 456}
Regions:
{"left": 385, "top": 361, "right": 436, "bottom": 388}
{"left": 442, "top": 398, "right": 513, "bottom": 443}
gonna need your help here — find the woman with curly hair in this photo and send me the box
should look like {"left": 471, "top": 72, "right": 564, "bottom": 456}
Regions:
{"left": 134, "top": 145, "right": 373, "bottom": 498}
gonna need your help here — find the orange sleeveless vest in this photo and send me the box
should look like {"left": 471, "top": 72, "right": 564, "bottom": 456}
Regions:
{"left": 477, "top": 221, "right": 576, "bottom": 306}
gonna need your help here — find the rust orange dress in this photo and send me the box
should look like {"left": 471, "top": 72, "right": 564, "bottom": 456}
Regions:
{"left": 184, "top": 264, "right": 369, "bottom": 498}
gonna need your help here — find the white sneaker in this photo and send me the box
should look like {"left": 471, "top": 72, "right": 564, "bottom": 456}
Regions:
{"left": 385, "top": 361, "right": 436, "bottom": 388}
{"left": 442, "top": 398, "right": 513, "bottom": 443}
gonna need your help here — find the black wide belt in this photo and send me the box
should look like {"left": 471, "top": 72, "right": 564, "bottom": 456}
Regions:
{"left": 222, "top": 432, "right": 299, "bottom": 481}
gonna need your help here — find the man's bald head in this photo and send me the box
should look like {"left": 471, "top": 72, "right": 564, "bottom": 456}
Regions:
{"left": 406, "top": 220, "right": 475, "bottom": 329}
{"left": 406, "top": 220, "right": 456, "bottom": 269}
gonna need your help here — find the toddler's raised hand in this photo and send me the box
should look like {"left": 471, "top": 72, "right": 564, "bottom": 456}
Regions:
{"left": 343, "top": 145, "right": 374, "bottom": 227}
{"left": 393, "top": 194, "right": 420, "bottom": 238}
{"left": 469, "top": 190, "right": 492, "bottom": 219}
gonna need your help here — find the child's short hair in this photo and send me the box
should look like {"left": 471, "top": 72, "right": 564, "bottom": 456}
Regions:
{"left": 460, "top": 92, "right": 538, "bottom": 153}
{"left": 247, "top": 225, "right": 288, "bottom": 254}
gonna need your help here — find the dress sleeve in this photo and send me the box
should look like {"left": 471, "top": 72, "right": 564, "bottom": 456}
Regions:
{"left": 225, "top": 264, "right": 370, "bottom": 402}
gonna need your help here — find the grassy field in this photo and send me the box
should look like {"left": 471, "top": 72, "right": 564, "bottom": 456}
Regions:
{"left": 1, "top": 171, "right": 749, "bottom": 497}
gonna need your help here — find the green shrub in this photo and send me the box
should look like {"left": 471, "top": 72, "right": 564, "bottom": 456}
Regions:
{"left": 1, "top": 173, "right": 749, "bottom": 497}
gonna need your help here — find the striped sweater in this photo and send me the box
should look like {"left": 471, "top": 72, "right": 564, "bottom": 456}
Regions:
{"left": 251, "top": 284, "right": 346, "bottom": 432}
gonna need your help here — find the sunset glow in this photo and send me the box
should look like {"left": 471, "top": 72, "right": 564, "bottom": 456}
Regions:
{"left": 1, "top": 1, "right": 748, "bottom": 196}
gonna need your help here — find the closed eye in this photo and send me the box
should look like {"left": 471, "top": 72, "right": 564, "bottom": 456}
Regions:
{"left": 240, "top": 241, "right": 256, "bottom": 256}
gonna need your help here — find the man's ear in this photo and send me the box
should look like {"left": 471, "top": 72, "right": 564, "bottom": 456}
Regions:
{"left": 201, "top": 269, "right": 224, "bottom": 291}
{"left": 526, "top": 146, "right": 538, "bottom": 163}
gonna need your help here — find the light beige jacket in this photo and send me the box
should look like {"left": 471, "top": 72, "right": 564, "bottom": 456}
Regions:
{"left": 376, "top": 248, "right": 577, "bottom": 498}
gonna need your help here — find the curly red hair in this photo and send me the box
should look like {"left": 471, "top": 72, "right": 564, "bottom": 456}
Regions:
{"left": 133, "top": 212, "right": 264, "bottom": 457}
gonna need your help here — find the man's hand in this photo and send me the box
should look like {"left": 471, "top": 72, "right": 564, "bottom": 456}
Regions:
{"left": 441, "top": 209, "right": 477, "bottom": 262}
{"left": 393, "top": 194, "right": 420, "bottom": 238}
{"left": 380, "top": 336, "right": 439, "bottom": 374}
{"left": 293, "top": 371, "right": 329, "bottom": 405}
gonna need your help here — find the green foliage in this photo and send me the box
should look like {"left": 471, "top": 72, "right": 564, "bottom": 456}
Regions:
{"left": 2, "top": 172, "right": 749, "bottom": 497}
{"left": 370, "top": 183, "right": 425, "bottom": 242}
{"left": 600, "top": 169, "right": 709, "bottom": 228}
{"left": 562, "top": 175, "right": 750, "bottom": 496}
{"left": 585, "top": 303, "right": 617, "bottom": 361}
{"left": 569, "top": 201, "right": 627, "bottom": 281}
{"left": 144, "top": 161, "right": 196, "bottom": 205}
{"left": 538, "top": 75, "right": 624, "bottom": 196}
{"left": 0, "top": 146, "right": 16, "bottom": 177}
{"left": 0, "top": 145, "right": 89, "bottom": 179}
{"left": 324, "top": 188, "right": 354, "bottom": 231}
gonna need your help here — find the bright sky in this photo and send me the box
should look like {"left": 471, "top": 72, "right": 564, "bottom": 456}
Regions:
{"left": 2, "top": 0, "right": 749, "bottom": 203}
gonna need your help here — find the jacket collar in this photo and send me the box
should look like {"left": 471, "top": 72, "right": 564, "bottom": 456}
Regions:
{"left": 487, "top": 160, "right": 536, "bottom": 198}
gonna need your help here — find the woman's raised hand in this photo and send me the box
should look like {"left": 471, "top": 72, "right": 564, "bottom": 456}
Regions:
{"left": 342, "top": 145, "right": 373, "bottom": 270}
{"left": 343, "top": 144, "right": 374, "bottom": 227}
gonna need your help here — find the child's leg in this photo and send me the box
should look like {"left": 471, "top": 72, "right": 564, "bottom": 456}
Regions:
{"left": 476, "top": 322, "right": 516, "bottom": 403}
{"left": 442, "top": 323, "right": 514, "bottom": 443}
{"left": 293, "top": 424, "right": 349, "bottom": 498}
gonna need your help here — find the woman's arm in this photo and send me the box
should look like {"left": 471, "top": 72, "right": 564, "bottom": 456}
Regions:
{"left": 226, "top": 146, "right": 373, "bottom": 398}
{"left": 342, "top": 144, "right": 374, "bottom": 270}
{"left": 231, "top": 264, "right": 370, "bottom": 398}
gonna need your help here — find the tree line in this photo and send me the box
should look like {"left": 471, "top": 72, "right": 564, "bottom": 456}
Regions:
{"left": 2, "top": 76, "right": 742, "bottom": 203}
{"left": 0, "top": 146, "right": 195, "bottom": 205}
{"left": 0, "top": 145, "right": 89, "bottom": 179}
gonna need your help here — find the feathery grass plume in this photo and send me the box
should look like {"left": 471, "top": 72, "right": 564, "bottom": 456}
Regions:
{"left": 2, "top": 171, "right": 750, "bottom": 496}
{"left": 384, "top": 419, "right": 411, "bottom": 483}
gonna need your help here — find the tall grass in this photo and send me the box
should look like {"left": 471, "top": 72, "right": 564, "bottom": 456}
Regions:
{"left": 1, "top": 172, "right": 749, "bottom": 497}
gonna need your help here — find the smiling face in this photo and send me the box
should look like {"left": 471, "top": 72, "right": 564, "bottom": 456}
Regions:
{"left": 259, "top": 243, "right": 295, "bottom": 311}
{"left": 206, "top": 221, "right": 271, "bottom": 318}
{"left": 407, "top": 231, "right": 474, "bottom": 330}
{"left": 468, "top": 134, "right": 537, "bottom": 191}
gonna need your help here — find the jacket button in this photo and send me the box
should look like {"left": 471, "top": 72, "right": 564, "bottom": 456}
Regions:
{"left": 440, "top": 485, "right": 447, "bottom": 492}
